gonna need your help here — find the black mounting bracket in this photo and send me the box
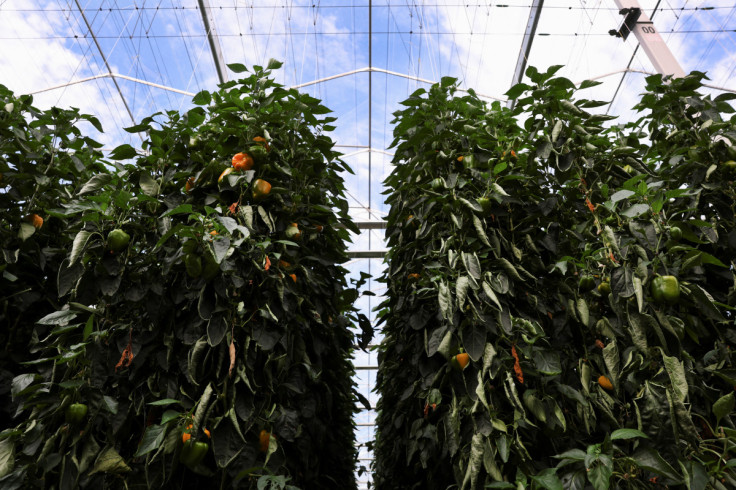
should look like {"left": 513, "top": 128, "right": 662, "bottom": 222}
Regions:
{"left": 608, "top": 7, "right": 642, "bottom": 41}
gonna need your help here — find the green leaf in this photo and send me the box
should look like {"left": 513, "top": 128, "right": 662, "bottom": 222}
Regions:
{"left": 133, "top": 424, "right": 167, "bottom": 458}
{"left": 662, "top": 353, "right": 688, "bottom": 403}
{"left": 576, "top": 298, "right": 589, "bottom": 326}
{"left": 713, "top": 393, "right": 735, "bottom": 423}
{"left": 161, "top": 410, "right": 180, "bottom": 425}
{"left": 192, "top": 90, "right": 211, "bottom": 105}
{"left": 505, "top": 83, "right": 531, "bottom": 100}
{"left": 91, "top": 446, "right": 131, "bottom": 474}
{"left": 533, "top": 349, "right": 562, "bottom": 375}
{"left": 461, "top": 323, "right": 486, "bottom": 362}
{"left": 523, "top": 389, "right": 547, "bottom": 423}
{"left": 78, "top": 174, "right": 112, "bottom": 195}
{"left": 461, "top": 433, "right": 484, "bottom": 489}
{"left": 108, "top": 144, "right": 138, "bottom": 160}
{"left": 587, "top": 461, "right": 612, "bottom": 490}
{"left": 139, "top": 172, "right": 159, "bottom": 197}
{"left": 207, "top": 315, "right": 228, "bottom": 347}
{"left": 610, "top": 189, "right": 635, "bottom": 203}
{"left": 227, "top": 63, "right": 248, "bottom": 73}
{"left": 147, "top": 398, "right": 181, "bottom": 406}
{"left": 0, "top": 439, "right": 14, "bottom": 478}
{"left": 69, "top": 230, "right": 93, "bottom": 266}
{"left": 462, "top": 252, "right": 482, "bottom": 280}
{"left": 266, "top": 58, "right": 284, "bottom": 70}
{"left": 18, "top": 222, "right": 35, "bottom": 241}
{"left": 456, "top": 276, "right": 470, "bottom": 309}
{"left": 36, "top": 309, "right": 77, "bottom": 326}
{"left": 482, "top": 280, "right": 502, "bottom": 310}
{"left": 530, "top": 468, "right": 564, "bottom": 490}
{"left": 632, "top": 447, "right": 681, "bottom": 482}
{"left": 610, "top": 428, "right": 649, "bottom": 440}
{"left": 438, "top": 281, "right": 452, "bottom": 320}
{"left": 554, "top": 448, "right": 587, "bottom": 461}
{"left": 621, "top": 203, "right": 649, "bottom": 218}
{"left": 160, "top": 204, "right": 194, "bottom": 217}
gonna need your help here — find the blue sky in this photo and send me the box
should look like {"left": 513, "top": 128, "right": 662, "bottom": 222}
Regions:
{"left": 2, "top": 1, "right": 735, "bottom": 486}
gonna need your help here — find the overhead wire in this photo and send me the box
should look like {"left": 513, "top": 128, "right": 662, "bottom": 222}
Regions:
{"left": 696, "top": 5, "right": 736, "bottom": 87}
{"left": 177, "top": 3, "right": 214, "bottom": 112}
{"left": 60, "top": 0, "right": 129, "bottom": 140}
{"left": 172, "top": 0, "right": 203, "bottom": 93}
{"left": 9, "top": 4, "right": 733, "bottom": 12}
{"left": 142, "top": 1, "right": 176, "bottom": 109}
{"left": 472, "top": 1, "right": 492, "bottom": 91}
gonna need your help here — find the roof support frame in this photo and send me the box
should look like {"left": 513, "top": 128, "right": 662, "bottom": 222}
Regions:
{"left": 73, "top": 0, "right": 138, "bottom": 133}
{"left": 197, "top": 0, "right": 229, "bottom": 85}
{"left": 508, "top": 0, "right": 544, "bottom": 110}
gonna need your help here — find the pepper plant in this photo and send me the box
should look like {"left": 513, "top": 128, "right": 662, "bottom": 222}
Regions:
{"left": 373, "top": 67, "right": 736, "bottom": 489}
{"left": 0, "top": 84, "right": 107, "bottom": 432}
{"left": 1, "top": 61, "right": 368, "bottom": 489}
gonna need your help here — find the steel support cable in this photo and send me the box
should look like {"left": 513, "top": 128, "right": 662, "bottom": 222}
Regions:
{"left": 111, "top": 0, "right": 159, "bottom": 111}
{"left": 74, "top": 0, "right": 140, "bottom": 137}
{"left": 259, "top": 0, "right": 279, "bottom": 69}
{"left": 11, "top": 29, "right": 736, "bottom": 38}
{"left": 461, "top": 1, "right": 476, "bottom": 88}
{"left": 143, "top": 0, "right": 176, "bottom": 109}
{"left": 383, "top": 1, "right": 391, "bottom": 156}
{"left": 177, "top": 8, "right": 213, "bottom": 113}
{"left": 287, "top": 0, "right": 298, "bottom": 86}
{"left": 55, "top": 0, "right": 127, "bottom": 131}
{"left": 233, "top": 2, "right": 248, "bottom": 76}
{"left": 569, "top": 0, "right": 604, "bottom": 76}
{"left": 44, "top": 1, "right": 97, "bottom": 106}
{"left": 698, "top": 5, "right": 736, "bottom": 87}
{"left": 314, "top": 2, "right": 322, "bottom": 100}
{"left": 472, "top": 2, "right": 492, "bottom": 91}
{"left": 8, "top": 4, "right": 736, "bottom": 12}
{"left": 693, "top": 5, "right": 736, "bottom": 70}
{"left": 353, "top": 0, "right": 360, "bottom": 150}
{"left": 368, "top": 0, "right": 373, "bottom": 224}
{"left": 131, "top": 0, "right": 148, "bottom": 120}
{"left": 421, "top": 0, "right": 439, "bottom": 82}
{"left": 172, "top": 0, "right": 203, "bottom": 93}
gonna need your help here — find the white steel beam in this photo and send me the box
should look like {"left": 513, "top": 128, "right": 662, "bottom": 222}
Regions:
{"left": 612, "top": 0, "right": 685, "bottom": 78}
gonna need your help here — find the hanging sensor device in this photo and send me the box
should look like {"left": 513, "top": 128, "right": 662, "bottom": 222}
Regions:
{"left": 609, "top": 0, "right": 685, "bottom": 78}
{"left": 609, "top": 8, "right": 641, "bottom": 41}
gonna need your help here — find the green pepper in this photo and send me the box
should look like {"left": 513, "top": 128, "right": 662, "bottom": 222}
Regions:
{"left": 202, "top": 251, "right": 219, "bottom": 281}
{"left": 107, "top": 229, "right": 130, "bottom": 252}
{"left": 476, "top": 197, "right": 492, "bottom": 215}
{"left": 597, "top": 281, "right": 611, "bottom": 296}
{"left": 650, "top": 275, "right": 680, "bottom": 304}
{"left": 182, "top": 239, "right": 198, "bottom": 254}
{"left": 578, "top": 275, "right": 596, "bottom": 292}
{"left": 184, "top": 254, "right": 202, "bottom": 278}
{"left": 180, "top": 440, "right": 209, "bottom": 468}
{"left": 430, "top": 177, "right": 444, "bottom": 190}
{"left": 65, "top": 403, "right": 88, "bottom": 425}
{"left": 669, "top": 226, "right": 682, "bottom": 241}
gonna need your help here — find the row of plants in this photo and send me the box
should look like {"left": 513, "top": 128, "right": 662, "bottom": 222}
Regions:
{"left": 373, "top": 68, "right": 736, "bottom": 489}
{"left": 0, "top": 61, "right": 370, "bottom": 489}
